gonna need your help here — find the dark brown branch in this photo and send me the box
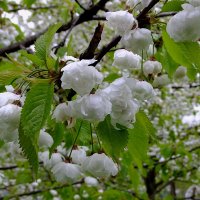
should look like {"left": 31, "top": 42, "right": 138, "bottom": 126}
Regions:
{"left": 80, "top": 23, "right": 104, "bottom": 60}
{"left": 0, "top": 0, "right": 109, "bottom": 57}
{"left": 75, "top": 0, "right": 87, "bottom": 10}
{"left": 93, "top": 0, "right": 161, "bottom": 66}
{"left": 1, "top": 180, "right": 84, "bottom": 199}
{"left": 92, "top": 36, "right": 121, "bottom": 66}
{"left": 155, "top": 11, "right": 177, "bottom": 18}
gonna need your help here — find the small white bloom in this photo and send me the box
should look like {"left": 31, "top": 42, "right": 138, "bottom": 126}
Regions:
{"left": 143, "top": 60, "right": 162, "bottom": 77}
{"left": 153, "top": 74, "right": 170, "bottom": 87}
{"left": 185, "top": 185, "right": 200, "bottom": 199}
{"left": 174, "top": 66, "right": 187, "bottom": 79}
{"left": 52, "top": 103, "right": 70, "bottom": 122}
{"left": 67, "top": 93, "right": 112, "bottom": 121}
{"left": 113, "top": 49, "right": 142, "bottom": 70}
{"left": 82, "top": 153, "right": 118, "bottom": 178}
{"left": 61, "top": 59, "right": 103, "bottom": 96}
{"left": 147, "top": 44, "right": 157, "bottom": 56}
{"left": 0, "top": 92, "right": 20, "bottom": 107}
{"left": 111, "top": 99, "right": 139, "bottom": 128}
{"left": 52, "top": 162, "right": 82, "bottom": 183}
{"left": 39, "top": 151, "right": 63, "bottom": 170}
{"left": 105, "top": 11, "right": 137, "bottom": 35}
{"left": 122, "top": 28, "right": 153, "bottom": 53}
{"left": 125, "top": 78, "right": 155, "bottom": 100}
{"left": 74, "top": 194, "right": 81, "bottom": 200}
{"left": 166, "top": 6, "right": 200, "bottom": 42}
{"left": 5, "top": 85, "right": 14, "bottom": 92}
{"left": 71, "top": 149, "right": 86, "bottom": 165}
{"left": 50, "top": 190, "right": 58, "bottom": 196}
{"left": 84, "top": 176, "right": 98, "bottom": 187}
{"left": 0, "top": 104, "right": 21, "bottom": 142}
{"left": 38, "top": 129, "right": 53, "bottom": 148}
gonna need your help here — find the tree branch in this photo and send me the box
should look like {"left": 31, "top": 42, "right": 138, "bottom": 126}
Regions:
{"left": 93, "top": 0, "right": 161, "bottom": 66}
{"left": 0, "top": 0, "right": 109, "bottom": 57}
{"left": 1, "top": 180, "right": 84, "bottom": 199}
{"left": 80, "top": 23, "right": 104, "bottom": 60}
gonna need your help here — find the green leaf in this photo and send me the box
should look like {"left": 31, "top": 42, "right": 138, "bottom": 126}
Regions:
{"left": 19, "top": 80, "right": 54, "bottom": 174}
{"left": 35, "top": 23, "right": 61, "bottom": 61}
{"left": 128, "top": 111, "right": 155, "bottom": 167}
{"left": 162, "top": 0, "right": 185, "bottom": 12}
{"left": 20, "top": 50, "right": 45, "bottom": 66}
{"left": 155, "top": 47, "right": 179, "bottom": 77}
{"left": 0, "top": 1, "right": 8, "bottom": 11}
{"left": 23, "top": 0, "right": 36, "bottom": 7}
{"left": 96, "top": 116, "right": 128, "bottom": 159}
{"left": 50, "top": 123, "right": 65, "bottom": 155}
{"left": 0, "top": 61, "right": 28, "bottom": 85}
{"left": 162, "top": 30, "right": 200, "bottom": 79}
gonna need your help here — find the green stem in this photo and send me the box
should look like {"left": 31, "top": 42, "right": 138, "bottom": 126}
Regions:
{"left": 90, "top": 123, "right": 94, "bottom": 153}
{"left": 68, "top": 120, "right": 83, "bottom": 159}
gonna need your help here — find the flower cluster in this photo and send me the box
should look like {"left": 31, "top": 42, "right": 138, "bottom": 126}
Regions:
{"left": 39, "top": 148, "right": 118, "bottom": 183}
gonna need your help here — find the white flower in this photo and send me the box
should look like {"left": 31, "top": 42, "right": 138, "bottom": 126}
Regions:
{"left": 122, "top": 28, "right": 153, "bottom": 53}
{"left": 185, "top": 185, "right": 200, "bottom": 199}
{"left": 143, "top": 60, "right": 162, "bottom": 77}
{"left": 84, "top": 176, "right": 98, "bottom": 187}
{"left": 111, "top": 99, "right": 139, "bottom": 128}
{"left": 52, "top": 162, "right": 82, "bottom": 183}
{"left": 174, "top": 66, "right": 187, "bottom": 79}
{"left": 0, "top": 92, "right": 20, "bottom": 107}
{"left": 105, "top": 11, "right": 136, "bottom": 35}
{"left": 38, "top": 129, "right": 53, "bottom": 148}
{"left": 166, "top": 6, "right": 200, "bottom": 42}
{"left": 39, "top": 151, "right": 63, "bottom": 170}
{"left": 52, "top": 103, "right": 70, "bottom": 122}
{"left": 0, "top": 104, "right": 21, "bottom": 142}
{"left": 113, "top": 49, "right": 142, "bottom": 70}
{"left": 102, "top": 77, "right": 139, "bottom": 127}
{"left": 126, "top": 0, "right": 151, "bottom": 10}
{"left": 82, "top": 153, "right": 118, "bottom": 178}
{"left": 71, "top": 149, "right": 86, "bottom": 165}
{"left": 153, "top": 74, "right": 170, "bottom": 87}
{"left": 67, "top": 93, "right": 112, "bottom": 121}
{"left": 147, "top": 44, "right": 157, "bottom": 56}
{"left": 61, "top": 59, "right": 103, "bottom": 96}
{"left": 125, "top": 78, "right": 155, "bottom": 100}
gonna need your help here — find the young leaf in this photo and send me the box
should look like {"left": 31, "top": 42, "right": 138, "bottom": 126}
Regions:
{"left": 128, "top": 111, "right": 155, "bottom": 167}
{"left": 96, "top": 116, "right": 128, "bottom": 159}
{"left": 162, "top": 30, "right": 200, "bottom": 79}
{"left": 161, "top": 0, "right": 186, "bottom": 12}
{"left": 35, "top": 23, "right": 61, "bottom": 61}
{"left": 23, "top": 0, "right": 36, "bottom": 8}
{"left": 19, "top": 80, "right": 54, "bottom": 174}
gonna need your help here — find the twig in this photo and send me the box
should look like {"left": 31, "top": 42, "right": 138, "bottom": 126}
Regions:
{"left": 156, "top": 11, "right": 177, "bottom": 18}
{"left": 93, "top": 0, "right": 161, "bottom": 66}
{"left": 75, "top": 0, "right": 87, "bottom": 10}
{"left": 1, "top": 180, "right": 84, "bottom": 199}
{"left": 80, "top": 23, "right": 104, "bottom": 60}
